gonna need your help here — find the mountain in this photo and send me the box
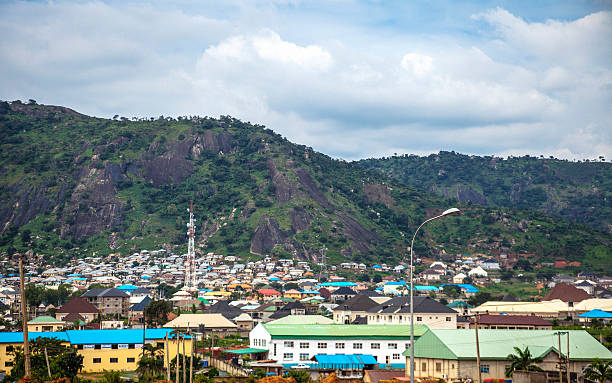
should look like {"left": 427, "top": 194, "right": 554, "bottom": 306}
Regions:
{"left": 359, "top": 151, "right": 612, "bottom": 234}
{"left": 1, "top": 101, "right": 611, "bottom": 271}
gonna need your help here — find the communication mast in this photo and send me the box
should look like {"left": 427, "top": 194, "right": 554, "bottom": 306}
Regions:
{"left": 184, "top": 200, "right": 197, "bottom": 293}
{"left": 318, "top": 246, "right": 328, "bottom": 283}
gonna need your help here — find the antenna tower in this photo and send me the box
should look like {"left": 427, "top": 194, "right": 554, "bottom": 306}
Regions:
{"left": 184, "top": 200, "right": 197, "bottom": 293}
{"left": 318, "top": 246, "right": 328, "bottom": 283}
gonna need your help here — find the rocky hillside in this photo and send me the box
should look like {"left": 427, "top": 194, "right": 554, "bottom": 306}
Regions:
{"left": 359, "top": 152, "right": 612, "bottom": 233}
{"left": 1, "top": 101, "right": 611, "bottom": 271}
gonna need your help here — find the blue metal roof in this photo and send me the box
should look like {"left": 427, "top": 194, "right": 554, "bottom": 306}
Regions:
{"left": 0, "top": 332, "right": 69, "bottom": 344}
{"left": 578, "top": 309, "right": 612, "bottom": 318}
{"left": 318, "top": 282, "right": 357, "bottom": 287}
{"left": 439, "top": 283, "right": 479, "bottom": 293}
{"left": 65, "top": 328, "right": 181, "bottom": 344}
{"left": 312, "top": 354, "right": 378, "bottom": 369}
{"left": 117, "top": 284, "right": 139, "bottom": 290}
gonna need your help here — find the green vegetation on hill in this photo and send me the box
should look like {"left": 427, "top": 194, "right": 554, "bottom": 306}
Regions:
{"left": 0, "top": 101, "right": 611, "bottom": 271}
{"left": 359, "top": 151, "right": 612, "bottom": 233}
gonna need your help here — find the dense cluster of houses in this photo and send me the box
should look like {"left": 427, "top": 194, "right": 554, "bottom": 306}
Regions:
{"left": 0, "top": 249, "right": 611, "bottom": 381}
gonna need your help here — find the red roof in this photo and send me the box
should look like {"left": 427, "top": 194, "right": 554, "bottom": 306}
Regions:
{"left": 56, "top": 296, "right": 99, "bottom": 314}
{"left": 472, "top": 314, "right": 552, "bottom": 326}
{"left": 543, "top": 282, "right": 591, "bottom": 302}
{"left": 257, "top": 289, "right": 281, "bottom": 296}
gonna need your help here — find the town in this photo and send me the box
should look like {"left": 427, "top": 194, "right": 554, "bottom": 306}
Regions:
{"left": 0, "top": 244, "right": 610, "bottom": 383}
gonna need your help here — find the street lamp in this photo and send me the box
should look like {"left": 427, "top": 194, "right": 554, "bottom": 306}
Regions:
{"left": 409, "top": 208, "right": 460, "bottom": 383}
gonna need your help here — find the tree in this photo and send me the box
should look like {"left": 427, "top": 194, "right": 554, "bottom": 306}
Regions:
{"left": 287, "top": 370, "right": 311, "bottom": 383}
{"left": 373, "top": 274, "right": 382, "bottom": 283}
{"left": 442, "top": 285, "right": 461, "bottom": 299}
{"left": 468, "top": 292, "right": 498, "bottom": 307}
{"left": 505, "top": 346, "right": 544, "bottom": 377}
{"left": 145, "top": 299, "right": 173, "bottom": 326}
{"left": 582, "top": 359, "right": 612, "bottom": 383}
{"left": 8, "top": 337, "right": 84, "bottom": 381}
{"left": 137, "top": 343, "right": 166, "bottom": 382}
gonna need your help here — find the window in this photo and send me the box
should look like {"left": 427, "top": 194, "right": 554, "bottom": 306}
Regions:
{"left": 335, "top": 343, "right": 345, "bottom": 349}
{"left": 127, "top": 357, "right": 136, "bottom": 363}
{"left": 7, "top": 345, "right": 14, "bottom": 352}
{"left": 480, "top": 364, "right": 490, "bottom": 373}
{"left": 110, "top": 358, "right": 118, "bottom": 363}
{"left": 416, "top": 316, "right": 422, "bottom": 322}
{"left": 436, "top": 363, "right": 442, "bottom": 372}
{"left": 284, "top": 341, "right": 294, "bottom": 348}
{"left": 129, "top": 344, "right": 136, "bottom": 349}
{"left": 421, "top": 362, "right": 427, "bottom": 372}
{"left": 392, "top": 354, "right": 400, "bottom": 360}
{"left": 274, "top": 344, "right": 277, "bottom": 356}
{"left": 93, "top": 358, "right": 102, "bottom": 364}
{"left": 5, "top": 362, "right": 14, "bottom": 367}
{"left": 318, "top": 343, "right": 327, "bottom": 349}
{"left": 300, "top": 342, "right": 309, "bottom": 349}
{"left": 283, "top": 353, "right": 293, "bottom": 360}
{"left": 299, "top": 353, "right": 309, "bottom": 361}
{"left": 371, "top": 343, "right": 380, "bottom": 349}
{"left": 446, "top": 317, "right": 452, "bottom": 321}
{"left": 388, "top": 343, "right": 397, "bottom": 349}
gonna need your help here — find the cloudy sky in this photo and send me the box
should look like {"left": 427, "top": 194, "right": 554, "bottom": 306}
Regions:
{"left": 1, "top": 0, "right": 611, "bottom": 161}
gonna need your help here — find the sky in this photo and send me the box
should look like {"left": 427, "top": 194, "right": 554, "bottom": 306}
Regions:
{"left": 1, "top": 0, "right": 611, "bottom": 161}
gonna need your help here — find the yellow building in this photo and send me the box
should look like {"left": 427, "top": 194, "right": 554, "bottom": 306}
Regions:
{"left": 27, "top": 316, "right": 65, "bottom": 332}
{"left": 282, "top": 289, "right": 302, "bottom": 300}
{"left": 0, "top": 328, "right": 192, "bottom": 375}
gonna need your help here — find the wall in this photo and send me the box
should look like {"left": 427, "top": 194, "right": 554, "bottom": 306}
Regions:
{"left": 367, "top": 312, "right": 457, "bottom": 329}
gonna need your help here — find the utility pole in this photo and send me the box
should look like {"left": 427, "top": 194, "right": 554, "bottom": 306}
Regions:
{"left": 566, "top": 332, "right": 570, "bottom": 383}
{"left": 44, "top": 347, "right": 51, "bottom": 378}
{"left": 190, "top": 331, "right": 194, "bottom": 383}
{"left": 166, "top": 333, "right": 170, "bottom": 382}
{"left": 19, "top": 252, "right": 31, "bottom": 379}
{"left": 182, "top": 333, "right": 186, "bottom": 383}
{"left": 474, "top": 314, "right": 482, "bottom": 383}
{"left": 557, "top": 332, "right": 563, "bottom": 383}
{"left": 176, "top": 331, "right": 180, "bottom": 383}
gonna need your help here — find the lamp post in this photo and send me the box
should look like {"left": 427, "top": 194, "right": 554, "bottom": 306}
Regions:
{"left": 409, "top": 208, "right": 460, "bottom": 383}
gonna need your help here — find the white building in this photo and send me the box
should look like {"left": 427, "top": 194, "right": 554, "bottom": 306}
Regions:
{"left": 249, "top": 323, "right": 428, "bottom": 366}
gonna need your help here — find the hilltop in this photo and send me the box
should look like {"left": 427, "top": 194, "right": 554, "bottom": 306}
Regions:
{"left": 1, "top": 101, "right": 611, "bottom": 271}
{"left": 359, "top": 152, "right": 612, "bottom": 233}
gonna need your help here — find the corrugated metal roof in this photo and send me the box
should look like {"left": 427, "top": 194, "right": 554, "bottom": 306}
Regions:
{"left": 405, "top": 329, "right": 612, "bottom": 361}
{"left": 313, "top": 354, "right": 378, "bottom": 367}
{"left": 263, "top": 323, "right": 428, "bottom": 339}
{"left": 0, "top": 332, "right": 69, "bottom": 344}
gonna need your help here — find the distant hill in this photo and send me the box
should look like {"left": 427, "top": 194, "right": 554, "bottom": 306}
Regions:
{"left": 359, "top": 151, "right": 612, "bottom": 233}
{"left": 1, "top": 101, "right": 611, "bottom": 271}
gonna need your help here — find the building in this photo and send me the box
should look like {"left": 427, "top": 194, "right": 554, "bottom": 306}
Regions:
{"left": 333, "top": 294, "right": 380, "bottom": 324}
{"left": 330, "top": 286, "right": 358, "bottom": 303}
{"left": 543, "top": 283, "right": 591, "bottom": 303}
{"left": 81, "top": 288, "right": 130, "bottom": 317}
{"left": 55, "top": 296, "right": 100, "bottom": 323}
{"left": 403, "top": 329, "right": 612, "bottom": 380}
{"left": 250, "top": 323, "right": 428, "bottom": 367}
{"left": 0, "top": 329, "right": 190, "bottom": 374}
{"left": 470, "top": 314, "right": 553, "bottom": 330}
{"left": 164, "top": 313, "right": 238, "bottom": 333}
{"left": 472, "top": 298, "right": 612, "bottom": 319}
{"left": 27, "top": 316, "right": 65, "bottom": 332}
{"left": 367, "top": 296, "right": 458, "bottom": 329}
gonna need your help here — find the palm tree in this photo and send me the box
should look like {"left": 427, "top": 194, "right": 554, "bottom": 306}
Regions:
{"left": 505, "top": 346, "right": 544, "bottom": 377}
{"left": 583, "top": 358, "right": 612, "bottom": 383}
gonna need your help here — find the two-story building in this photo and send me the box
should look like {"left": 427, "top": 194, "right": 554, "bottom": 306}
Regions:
{"left": 367, "top": 296, "right": 458, "bottom": 329}
{"left": 81, "top": 288, "right": 130, "bottom": 317}
{"left": 249, "top": 323, "right": 428, "bottom": 367}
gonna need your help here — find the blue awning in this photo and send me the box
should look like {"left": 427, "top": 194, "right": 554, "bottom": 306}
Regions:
{"left": 312, "top": 354, "right": 378, "bottom": 369}
{"left": 578, "top": 309, "right": 612, "bottom": 318}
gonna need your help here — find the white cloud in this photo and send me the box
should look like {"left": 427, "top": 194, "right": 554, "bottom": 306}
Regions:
{"left": 0, "top": 1, "right": 610, "bottom": 161}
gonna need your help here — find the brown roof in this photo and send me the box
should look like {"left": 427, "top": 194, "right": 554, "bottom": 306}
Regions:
{"left": 472, "top": 314, "right": 552, "bottom": 326}
{"left": 56, "top": 296, "right": 99, "bottom": 314}
{"left": 365, "top": 370, "right": 405, "bottom": 383}
{"left": 543, "top": 282, "right": 591, "bottom": 302}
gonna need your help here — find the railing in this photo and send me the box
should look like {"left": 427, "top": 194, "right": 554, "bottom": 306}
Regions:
{"left": 202, "top": 355, "right": 250, "bottom": 377}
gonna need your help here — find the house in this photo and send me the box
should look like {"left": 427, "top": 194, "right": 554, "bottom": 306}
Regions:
{"left": 128, "top": 296, "right": 152, "bottom": 324}
{"left": 249, "top": 323, "right": 428, "bottom": 367}
{"left": 452, "top": 273, "right": 466, "bottom": 284}
{"left": 575, "top": 280, "right": 595, "bottom": 295}
{"left": 330, "top": 286, "right": 357, "bottom": 303}
{"left": 163, "top": 313, "right": 238, "bottom": 334}
{"left": 257, "top": 289, "right": 282, "bottom": 299}
{"left": 364, "top": 369, "right": 405, "bottom": 383}
{"left": 468, "top": 266, "right": 487, "bottom": 278}
{"left": 82, "top": 288, "right": 130, "bottom": 317}
{"left": 27, "top": 316, "right": 65, "bottom": 332}
{"left": 283, "top": 289, "right": 303, "bottom": 300}
{"left": 333, "top": 294, "right": 380, "bottom": 324}
{"left": 367, "top": 296, "right": 458, "bottom": 329}
{"left": 205, "top": 300, "right": 245, "bottom": 321}
{"left": 470, "top": 314, "right": 553, "bottom": 330}
{"left": 480, "top": 259, "right": 500, "bottom": 270}
{"left": 419, "top": 269, "right": 441, "bottom": 282}
{"left": 55, "top": 296, "right": 100, "bottom": 323}
{"left": 543, "top": 282, "right": 591, "bottom": 303}
{"left": 269, "top": 301, "right": 308, "bottom": 319}
{"left": 403, "top": 329, "right": 612, "bottom": 380}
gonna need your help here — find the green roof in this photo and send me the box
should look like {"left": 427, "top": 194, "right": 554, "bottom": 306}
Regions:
{"left": 222, "top": 348, "right": 268, "bottom": 354}
{"left": 404, "top": 329, "right": 612, "bottom": 361}
{"left": 263, "top": 323, "right": 428, "bottom": 339}
{"left": 28, "top": 316, "right": 62, "bottom": 324}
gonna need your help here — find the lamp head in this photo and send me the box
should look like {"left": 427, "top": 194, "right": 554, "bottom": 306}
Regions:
{"left": 441, "top": 208, "right": 460, "bottom": 216}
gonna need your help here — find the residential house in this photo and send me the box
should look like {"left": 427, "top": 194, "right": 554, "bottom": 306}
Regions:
{"left": 470, "top": 314, "right": 553, "bottom": 330}
{"left": 404, "top": 329, "right": 612, "bottom": 380}
{"left": 367, "top": 296, "right": 458, "bottom": 329}
{"left": 333, "top": 294, "right": 380, "bottom": 324}
{"left": 55, "top": 296, "right": 100, "bottom": 323}
{"left": 330, "top": 286, "right": 357, "bottom": 303}
{"left": 82, "top": 288, "right": 130, "bottom": 317}
{"left": 27, "top": 316, "right": 65, "bottom": 332}
{"left": 163, "top": 313, "right": 238, "bottom": 335}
